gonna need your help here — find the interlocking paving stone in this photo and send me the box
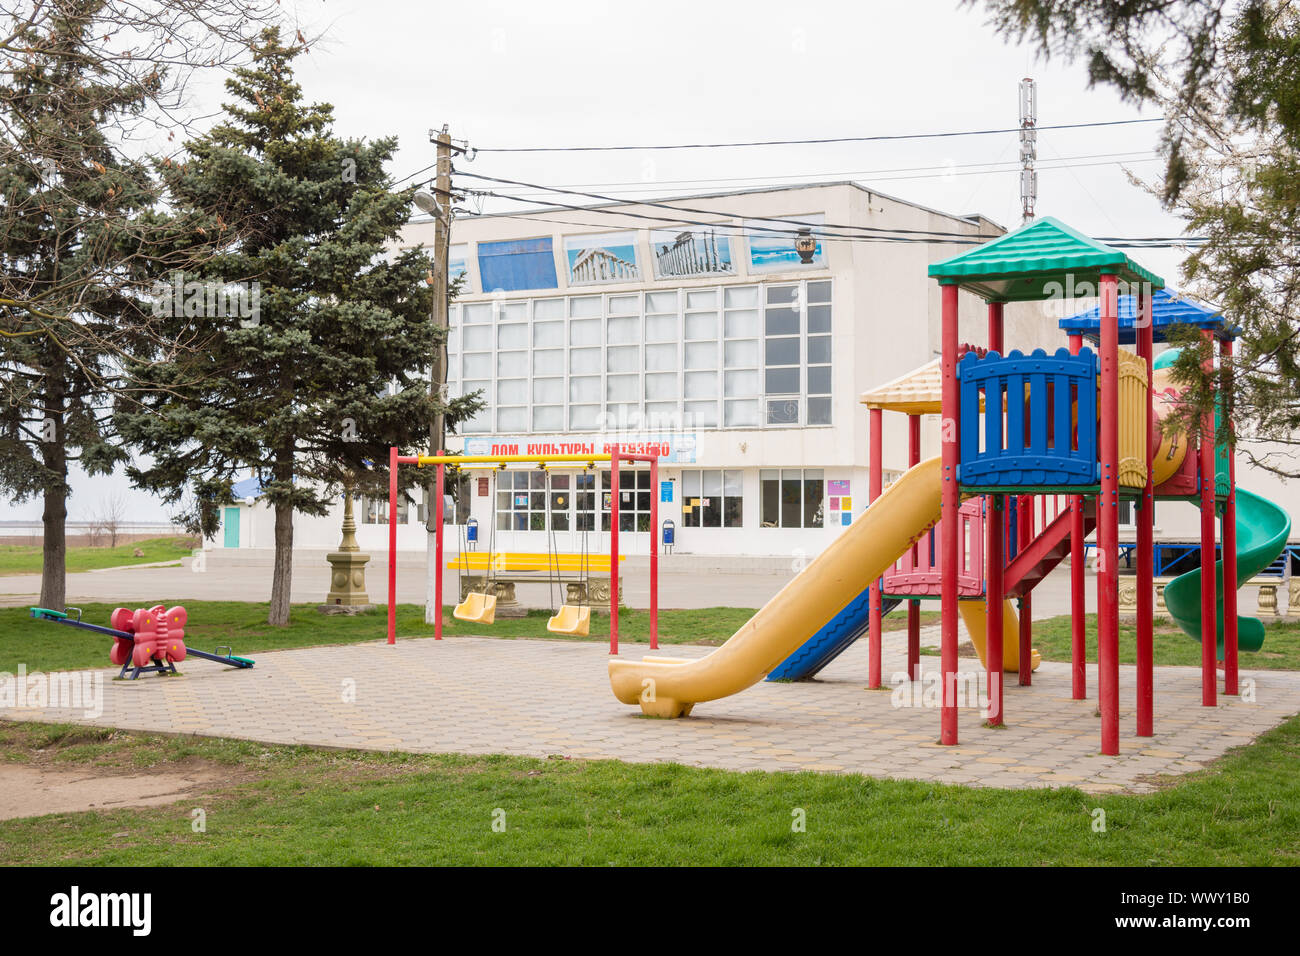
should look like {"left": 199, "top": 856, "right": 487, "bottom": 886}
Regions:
{"left": 3, "top": 623, "right": 1298, "bottom": 794}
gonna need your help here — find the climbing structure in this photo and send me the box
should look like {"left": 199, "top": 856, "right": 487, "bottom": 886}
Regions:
{"left": 925, "top": 215, "right": 1283, "bottom": 754}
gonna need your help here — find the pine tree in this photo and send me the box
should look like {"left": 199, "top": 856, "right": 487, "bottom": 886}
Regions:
{"left": 116, "top": 28, "right": 479, "bottom": 625}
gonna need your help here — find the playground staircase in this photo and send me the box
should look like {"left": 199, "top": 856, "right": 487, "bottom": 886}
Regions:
{"left": 1004, "top": 499, "right": 1096, "bottom": 598}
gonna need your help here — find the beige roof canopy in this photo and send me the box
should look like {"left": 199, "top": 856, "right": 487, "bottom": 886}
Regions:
{"left": 859, "top": 358, "right": 945, "bottom": 415}
{"left": 860, "top": 357, "right": 993, "bottom": 415}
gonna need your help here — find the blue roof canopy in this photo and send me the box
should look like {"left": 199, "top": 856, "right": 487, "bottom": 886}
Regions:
{"left": 1059, "top": 288, "right": 1234, "bottom": 344}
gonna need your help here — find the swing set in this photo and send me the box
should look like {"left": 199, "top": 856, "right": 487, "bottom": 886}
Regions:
{"left": 385, "top": 447, "right": 661, "bottom": 654}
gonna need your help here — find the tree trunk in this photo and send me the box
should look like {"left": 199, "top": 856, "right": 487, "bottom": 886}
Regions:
{"left": 268, "top": 495, "right": 294, "bottom": 626}
{"left": 38, "top": 376, "right": 67, "bottom": 610}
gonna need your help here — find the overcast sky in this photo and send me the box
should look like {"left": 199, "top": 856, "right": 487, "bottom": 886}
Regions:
{"left": 5, "top": 0, "right": 1193, "bottom": 523}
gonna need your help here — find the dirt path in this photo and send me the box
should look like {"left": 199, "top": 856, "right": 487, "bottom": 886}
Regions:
{"left": 0, "top": 762, "right": 226, "bottom": 820}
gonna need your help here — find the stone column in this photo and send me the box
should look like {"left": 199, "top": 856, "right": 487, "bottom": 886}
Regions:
{"left": 324, "top": 484, "right": 373, "bottom": 609}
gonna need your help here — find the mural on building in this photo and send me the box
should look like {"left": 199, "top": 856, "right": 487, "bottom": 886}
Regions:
{"left": 746, "top": 214, "right": 826, "bottom": 271}
{"left": 477, "top": 237, "right": 559, "bottom": 292}
{"left": 449, "top": 243, "right": 469, "bottom": 287}
{"left": 650, "top": 227, "right": 735, "bottom": 278}
{"left": 564, "top": 232, "right": 641, "bottom": 285}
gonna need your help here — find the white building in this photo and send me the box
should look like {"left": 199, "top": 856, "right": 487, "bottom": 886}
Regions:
{"left": 212, "top": 180, "right": 1295, "bottom": 562}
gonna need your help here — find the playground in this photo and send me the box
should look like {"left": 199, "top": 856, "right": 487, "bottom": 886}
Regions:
{"left": 6, "top": 215, "right": 1300, "bottom": 868}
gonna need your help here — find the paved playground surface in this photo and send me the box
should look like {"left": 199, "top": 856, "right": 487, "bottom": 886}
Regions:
{"left": 4, "top": 622, "right": 1296, "bottom": 793}
{"left": 0, "top": 551, "right": 1275, "bottom": 619}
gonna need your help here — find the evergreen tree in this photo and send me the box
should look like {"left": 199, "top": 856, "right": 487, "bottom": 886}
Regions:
{"left": 116, "top": 29, "right": 480, "bottom": 625}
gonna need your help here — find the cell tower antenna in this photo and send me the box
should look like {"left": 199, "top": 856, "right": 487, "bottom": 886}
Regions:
{"left": 1019, "top": 77, "right": 1037, "bottom": 224}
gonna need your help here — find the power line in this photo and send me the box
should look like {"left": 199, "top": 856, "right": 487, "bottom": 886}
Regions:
{"left": 448, "top": 193, "right": 1203, "bottom": 249}
{"left": 481, "top": 156, "right": 1164, "bottom": 204}
{"left": 469, "top": 189, "right": 982, "bottom": 243}
{"left": 458, "top": 171, "right": 1003, "bottom": 241}
{"left": 477, "top": 150, "right": 1159, "bottom": 198}
{"left": 473, "top": 117, "right": 1164, "bottom": 153}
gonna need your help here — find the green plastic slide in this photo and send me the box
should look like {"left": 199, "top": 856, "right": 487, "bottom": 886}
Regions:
{"left": 1162, "top": 488, "right": 1291, "bottom": 656}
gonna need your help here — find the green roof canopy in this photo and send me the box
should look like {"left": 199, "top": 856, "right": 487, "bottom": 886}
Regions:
{"left": 927, "top": 216, "right": 1164, "bottom": 303}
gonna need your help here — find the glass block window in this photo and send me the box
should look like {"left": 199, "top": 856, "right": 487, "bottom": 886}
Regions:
{"left": 442, "top": 280, "right": 829, "bottom": 437}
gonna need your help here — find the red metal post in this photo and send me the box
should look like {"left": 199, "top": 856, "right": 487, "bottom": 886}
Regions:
{"left": 387, "top": 445, "right": 398, "bottom": 645}
{"left": 434, "top": 456, "right": 445, "bottom": 641}
{"left": 649, "top": 457, "right": 659, "bottom": 650}
{"left": 907, "top": 413, "right": 922, "bottom": 680}
{"left": 1222, "top": 337, "right": 1239, "bottom": 695}
{"left": 986, "top": 301, "right": 1005, "bottom": 724}
{"left": 610, "top": 453, "right": 620, "bottom": 656}
{"left": 1068, "top": 332, "right": 1086, "bottom": 698}
{"left": 986, "top": 495, "right": 1004, "bottom": 725}
{"left": 1098, "top": 273, "right": 1121, "bottom": 755}
{"left": 1018, "top": 493, "right": 1033, "bottom": 686}
{"left": 1136, "top": 294, "right": 1155, "bottom": 733}
{"left": 868, "top": 406, "right": 884, "bottom": 688}
{"left": 940, "top": 283, "right": 960, "bottom": 745}
{"left": 1199, "top": 330, "right": 1218, "bottom": 706}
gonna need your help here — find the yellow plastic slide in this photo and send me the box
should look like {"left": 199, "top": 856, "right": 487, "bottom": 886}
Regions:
{"left": 610, "top": 456, "right": 1038, "bottom": 716}
{"left": 958, "top": 599, "right": 1041, "bottom": 673}
{"left": 606, "top": 459, "right": 932, "bottom": 716}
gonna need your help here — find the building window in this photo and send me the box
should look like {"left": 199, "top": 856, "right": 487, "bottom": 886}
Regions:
{"left": 601, "top": 468, "right": 652, "bottom": 532}
{"left": 760, "top": 469, "right": 824, "bottom": 528}
{"left": 362, "top": 495, "right": 407, "bottom": 524}
{"left": 495, "top": 469, "right": 548, "bottom": 531}
{"left": 1117, "top": 499, "right": 1151, "bottom": 530}
{"left": 723, "top": 286, "right": 761, "bottom": 427}
{"left": 575, "top": 472, "right": 599, "bottom": 532}
{"left": 680, "top": 470, "right": 743, "bottom": 527}
{"left": 764, "top": 284, "right": 801, "bottom": 425}
{"left": 805, "top": 280, "right": 833, "bottom": 424}
{"left": 763, "top": 281, "right": 832, "bottom": 426}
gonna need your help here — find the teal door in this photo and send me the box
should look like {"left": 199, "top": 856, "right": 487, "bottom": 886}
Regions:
{"left": 223, "top": 507, "right": 240, "bottom": 548}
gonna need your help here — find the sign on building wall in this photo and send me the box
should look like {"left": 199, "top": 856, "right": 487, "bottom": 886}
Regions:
{"left": 828, "top": 480, "right": 853, "bottom": 526}
{"left": 563, "top": 232, "right": 641, "bottom": 285}
{"left": 464, "top": 433, "right": 698, "bottom": 464}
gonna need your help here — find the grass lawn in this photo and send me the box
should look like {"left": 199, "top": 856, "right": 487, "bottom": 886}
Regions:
{"left": 1028, "top": 614, "right": 1300, "bottom": 670}
{"left": 0, "top": 537, "right": 194, "bottom": 576}
{"left": 0, "top": 716, "right": 1297, "bottom": 865}
{"left": 918, "top": 613, "right": 1300, "bottom": 671}
{"left": 2, "top": 600, "right": 939, "bottom": 675}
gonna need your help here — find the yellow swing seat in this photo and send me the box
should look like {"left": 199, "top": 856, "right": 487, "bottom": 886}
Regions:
{"left": 453, "top": 591, "right": 497, "bottom": 625}
{"left": 547, "top": 604, "right": 590, "bottom": 636}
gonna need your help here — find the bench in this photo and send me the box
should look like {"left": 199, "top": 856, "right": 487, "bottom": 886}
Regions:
{"left": 448, "top": 552, "right": 625, "bottom": 614}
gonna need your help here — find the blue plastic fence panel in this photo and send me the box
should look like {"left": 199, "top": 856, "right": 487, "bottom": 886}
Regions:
{"left": 957, "top": 348, "right": 1099, "bottom": 487}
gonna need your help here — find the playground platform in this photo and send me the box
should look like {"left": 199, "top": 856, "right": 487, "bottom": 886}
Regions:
{"left": 3, "top": 625, "right": 1296, "bottom": 794}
